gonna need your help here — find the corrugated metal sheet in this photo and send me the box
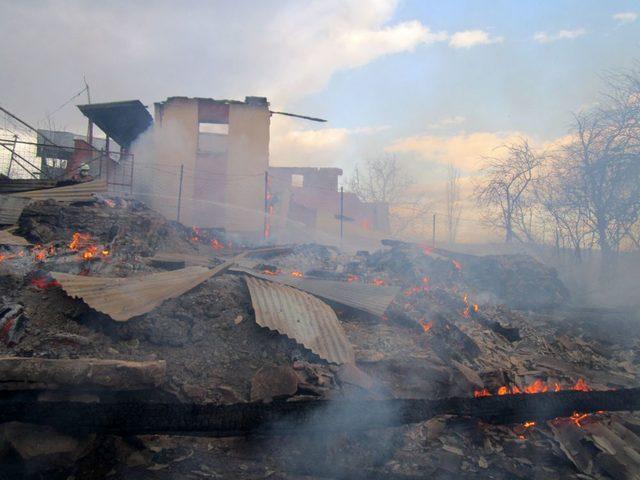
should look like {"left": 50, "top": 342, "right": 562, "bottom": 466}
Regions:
{"left": 0, "top": 179, "right": 57, "bottom": 194}
{"left": 52, "top": 254, "right": 244, "bottom": 321}
{"left": 232, "top": 267, "right": 399, "bottom": 317}
{"left": 149, "top": 252, "right": 214, "bottom": 267}
{"left": 0, "top": 229, "right": 31, "bottom": 246}
{"left": 0, "top": 196, "right": 31, "bottom": 225}
{"left": 244, "top": 276, "right": 354, "bottom": 365}
{"left": 10, "top": 178, "right": 108, "bottom": 202}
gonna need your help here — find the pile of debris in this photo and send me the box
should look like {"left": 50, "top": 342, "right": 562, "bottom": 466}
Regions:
{"left": 0, "top": 196, "right": 639, "bottom": 479}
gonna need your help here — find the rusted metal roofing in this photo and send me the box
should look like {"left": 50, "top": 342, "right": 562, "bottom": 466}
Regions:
{"left": 244, "top": 276, "right": 354, "bottom": 364}
{"left": 232, "top": 267, "right": 399, "bottom": 317}
{"left": 52, "top": 254, "right": 244, "bottom": 321}
{"left": 0, "top": 196, "right": 31, "bottom": 225}
{"left": 10, "top": 178, "right": 108, "bottom": 202}
{"left": 0, "top": 229, "right": 31, "bottom": 246}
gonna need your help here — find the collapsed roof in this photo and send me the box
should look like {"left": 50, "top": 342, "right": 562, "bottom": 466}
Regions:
{"left": 77, "top": 100, "right": 153, "bottom": 149}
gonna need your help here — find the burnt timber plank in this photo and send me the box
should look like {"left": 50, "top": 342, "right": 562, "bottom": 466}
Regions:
{"left": 0, "top": 388, "right": 639, "bottom": 436}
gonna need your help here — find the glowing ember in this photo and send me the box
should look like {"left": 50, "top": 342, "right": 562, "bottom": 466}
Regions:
{"left": 101, "top": 249, "right": 110, "bottom": 257}
{"left": 473, "top": 378, "right": 592, "bottom": 398}
{"left": 210, "top": 239, "right": 224, "bottom": 250}
{"left": 573, "top": 378, "right": 590, "bottom": 391}
{"left": 523, "top": 421, "right": 536, "bottom": 428}
{"left": 570, "top": 412, "right": 589, "bottom": 427}
{"left": 462, "top": 293, "right": 470, "bottom": 318}
{"left": 69, "top": 232, "right": 91, "bottom": 250}
{"left": 30, "top": 277, "right": 60, "bottom": 290}
{"left": 261, "top": 268, "right": 280, "bottom": 276}
{"left": 290, "top": 270, "right": 303, "bottom": 278}
{"left": 404, "top": 276, "right": 430, "bottom": 297}
{"left": 473, "top": 303, "right": 479, "bottom": 312}
{"left": 474, "top": 388, "right": 490, "bottom": 398}
{"left": 82, "top": 246, "right": 98, "bottom": 260}
{"left": 372, "top": 278, "right": 386, "bottom": 286}
{"left": 32, "top": 245, "right": 47, "bottom": 262}
{"left": 420, "top": 320, "right": 433, "bottom": 333}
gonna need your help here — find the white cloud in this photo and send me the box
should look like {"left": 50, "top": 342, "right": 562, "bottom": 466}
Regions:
{"left": 260, "top": 1, "right": 450, "bottom": 102}
{"left": 270, "top": 117, "right": 389, "bottom": 167}
{"left": 427, "top": 115, "right": 466, "bottom": 129}
{"left": 449, "top": 30, "right": 503, "bottom": 49}
{"left": 533, "top": 28, "right": 586, "bottom": 43}
{"left": 613, "top": 12, "right": 637, "bottom": 24}
{"left": 387, "top": 131, "right": 528, "bottom": 172}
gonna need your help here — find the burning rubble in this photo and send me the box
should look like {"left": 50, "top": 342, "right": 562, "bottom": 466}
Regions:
{"left": 0, "top": 197, "right": 639, "bottom": 479}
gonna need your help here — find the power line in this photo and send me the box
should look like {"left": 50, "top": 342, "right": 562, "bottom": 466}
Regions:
{"left": 40, "top": 86, "right": 89, "bottom": 123}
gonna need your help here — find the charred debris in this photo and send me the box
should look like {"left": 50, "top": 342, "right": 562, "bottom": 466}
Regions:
{"left": 0, "top": 195, "right": 639, "bottom": 479}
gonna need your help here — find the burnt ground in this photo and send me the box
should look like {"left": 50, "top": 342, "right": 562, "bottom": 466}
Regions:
{"left": 0, "top": 199, "right": 640, "bottom": 479}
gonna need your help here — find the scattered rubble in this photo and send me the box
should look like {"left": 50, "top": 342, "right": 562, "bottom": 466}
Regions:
{"left": 0, "top": 197, "right": 638, "bottom": 479}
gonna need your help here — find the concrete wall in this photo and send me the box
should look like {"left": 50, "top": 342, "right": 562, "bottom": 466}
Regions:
{"left": 224, "top": 103, "right": 270, "bottom": 233}
{"left": 136, "top": 97, "right": 269, "bottom": 234}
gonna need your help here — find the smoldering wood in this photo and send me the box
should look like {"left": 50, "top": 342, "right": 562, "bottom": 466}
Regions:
{"left": 1, "top": 388, "right": 638, "bottom": 436}
{"left": 0, "top": 357, "right": 166, "bottom": 390}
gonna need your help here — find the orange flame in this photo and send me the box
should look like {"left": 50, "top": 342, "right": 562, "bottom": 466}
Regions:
{"left": 290, "top": 270, "right": 303, "bottom": 278}
{"left": 372, "top": 278, "right": 386, "bottom": 286}
{"left": 473, "top": 378, "right": 592, "bottom": 398}
{"left": 82, "top": 246, "right": 97, "bottom": 260}
{"left": 32, "top": 245, "right": 47, "bottom": 262}
{"left": 420, "top": 320, "right": 433, "bottom": 333}
{"left": 523, "top": 421, "right": 536, "bottom": 428}
{"left": 210, "top": 239, "right": 224, "bottom": 250}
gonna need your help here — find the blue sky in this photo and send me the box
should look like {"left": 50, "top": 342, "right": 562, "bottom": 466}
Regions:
{"left": 279, "top": 0, "right": 639, "bottom": 177}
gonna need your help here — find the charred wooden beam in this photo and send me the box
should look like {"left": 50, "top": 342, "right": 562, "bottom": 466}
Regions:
{"left": 0, "top": 357, "right": 166, "bottom": 391}
{"left": 0, "top": 388, "right": 638, "bottom": 436}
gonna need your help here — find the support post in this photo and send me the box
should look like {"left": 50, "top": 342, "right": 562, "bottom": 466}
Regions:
{"left": 263, "top": 171, "right": 269, "bottom": 240}
{"left": 340, "top": 186, "right": 344, "bottom": 243}
{"left": 6, "top": 135, "right": 17, "bottom": 178}
{"left": 177, "top": 164, "right": 184, "bottom": 223}
{"left": 432, "top": 213, "right": 436, "bottom": 247}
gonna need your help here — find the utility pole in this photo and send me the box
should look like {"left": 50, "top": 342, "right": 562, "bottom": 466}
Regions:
{"left": 432, "top": 213, "right": 436, "bottom": 247}
{"left": 177, "top": 164, "right": 184, "bottom": 223}
{"left": 84, "top": 76, "right": 93, "bottom": 147}
{"left": 263, "top": 171, "right": 269, "bottom": 240}
{"left": 339, "top": 186, "right": 344, "bottom": 243}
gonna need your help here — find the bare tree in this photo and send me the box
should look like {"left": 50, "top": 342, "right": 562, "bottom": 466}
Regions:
{"left": 348, "top": 155, "right": 431, "bottom": 236}
{"left": 560, "top": 69, "right": 640, "bottom": 267}
{"left": 445, "top": 162, "right": 462, "bottom": 243}
{"left": 474, "top": 139, "right": 542, "bottom": 243}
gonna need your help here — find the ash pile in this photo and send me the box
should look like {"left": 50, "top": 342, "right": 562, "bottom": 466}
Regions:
{"left": 1, "top": 197, "right": 640, "bottom": 479}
